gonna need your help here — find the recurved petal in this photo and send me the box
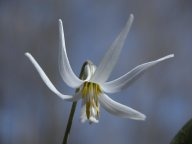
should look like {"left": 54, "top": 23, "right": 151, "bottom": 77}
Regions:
{"left": 58, "top": 19, "right": 83, "bottom": 88}
{"left": 99, "top": 93, "right": 146, "bottom": 120}
{"left": 25, "top": 53, "right": 79, "bottom": 101}
{"left": 90, "top": 14, "right": 134, "bottom": 84}
{"left": 102, "top": 54, "right": 174, "bottom": 93}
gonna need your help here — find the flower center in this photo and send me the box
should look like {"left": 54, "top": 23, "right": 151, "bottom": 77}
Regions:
{"left": 81, "top": 81, "right": 102, "bottom": 120}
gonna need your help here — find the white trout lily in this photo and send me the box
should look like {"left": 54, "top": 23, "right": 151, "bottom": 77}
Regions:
{"left": 25, "top": 14, "right": 174, "bottom": 123}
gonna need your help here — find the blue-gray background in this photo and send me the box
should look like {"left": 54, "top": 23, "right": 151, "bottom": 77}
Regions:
{"left": 0, "top": 0, "right": 192, "bottom": 144}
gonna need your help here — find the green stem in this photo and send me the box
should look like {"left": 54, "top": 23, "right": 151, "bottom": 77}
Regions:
{"left": 62, "top": 101, "right": 77, "bottom": 144}
{"left": 62, "top": 61, "right": 89, "bottom": 144}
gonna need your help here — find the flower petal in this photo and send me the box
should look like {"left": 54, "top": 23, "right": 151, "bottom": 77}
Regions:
{"left": 58, "top": 19, "right": 83, "bottom": 88}
{"left": 25, "top": 52, "right": 79, "bottom": 101}
{"left": 91, "top": 14, "right": 134, "bottom": 84}
{"left": 99, "top": 93, "right": 146, "bottom": 120}
{"left": 102, "top": 54, "right": 174, "bottom": 93}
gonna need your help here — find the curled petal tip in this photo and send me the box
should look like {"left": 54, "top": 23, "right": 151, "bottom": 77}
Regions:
{"left": 158, "top": 54, "right": 175, "bottom": 61}
{"left": 140, "top": 114, "right": 146, "bottom": 121}
{"left": 130, "top": 112, "right": 146, "bottom": 121}
{"left": 25, "top": 52, "right": 31, "bottom": 57}
{"left": 58, "top": 19, "right": 62, "bottom": 24}
{"left": 166, "top": 54, "right": 174, "bottom": 58}
{"left": 127, "top": 13, "right": 134, "bottom": 24}
{"left": 25, "top": 52, "right": 29, "bottom": 55}
{"left": 170, "top": 54, "right": 174, "bottom": 57}
{"left": 130, "top": 13, "right": 134, "bottom": 19}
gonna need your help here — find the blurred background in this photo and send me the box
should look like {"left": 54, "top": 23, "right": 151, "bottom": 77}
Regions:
{"left": 0, "top": 0, "right": 192, "bottom": 144}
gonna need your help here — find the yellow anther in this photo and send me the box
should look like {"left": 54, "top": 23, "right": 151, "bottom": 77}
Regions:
{"left": 86, "top": 102, "right": 91, "bottom": 119}
{"left": 81, "top": 81, "right": 102, "bottom": 120}
{"left": 82, "top": 82, "right": 88, "bottom": 98}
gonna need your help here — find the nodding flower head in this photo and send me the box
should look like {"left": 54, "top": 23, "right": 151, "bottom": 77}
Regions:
{"left": 25, "top": 14, "right": 174, "bottom": 124}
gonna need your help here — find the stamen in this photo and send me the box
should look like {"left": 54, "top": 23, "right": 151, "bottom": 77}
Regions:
{"left": 81, "top": 82, "right": 102, "bottom": 120}
{"left": 86, "top": 101, "right": 91, "bottom": 119}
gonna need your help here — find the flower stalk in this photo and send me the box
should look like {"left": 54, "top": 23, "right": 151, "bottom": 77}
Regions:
{"left": 62, "top": 102, "right": 77, "bottom": 144}
{"left": 62, "top": 61, "right": 91, "bottom": 144}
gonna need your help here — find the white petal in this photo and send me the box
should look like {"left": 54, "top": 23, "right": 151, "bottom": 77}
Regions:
{"left": 102, "top": 54, "right": 174, "bottom": 93}
{"left": 99, "top": 93, "right": 146, "bottom": 120}
{"left": 25, "top": 53, "right": 79, "bottom": 101}
{"left": 91, "top": 14, "right": 134, "bottom": 84}
{"left": 58, "top": 19, "right": 83, "bottom": 88}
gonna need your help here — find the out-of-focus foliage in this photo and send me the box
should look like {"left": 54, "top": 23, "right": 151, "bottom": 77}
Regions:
{"left": 170, "top": 119, "right": 192, "bottom": 144}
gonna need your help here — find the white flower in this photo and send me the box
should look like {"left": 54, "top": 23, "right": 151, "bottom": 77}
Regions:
{"left": 25, "top": 14, "right": 174, "bottom": 123}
